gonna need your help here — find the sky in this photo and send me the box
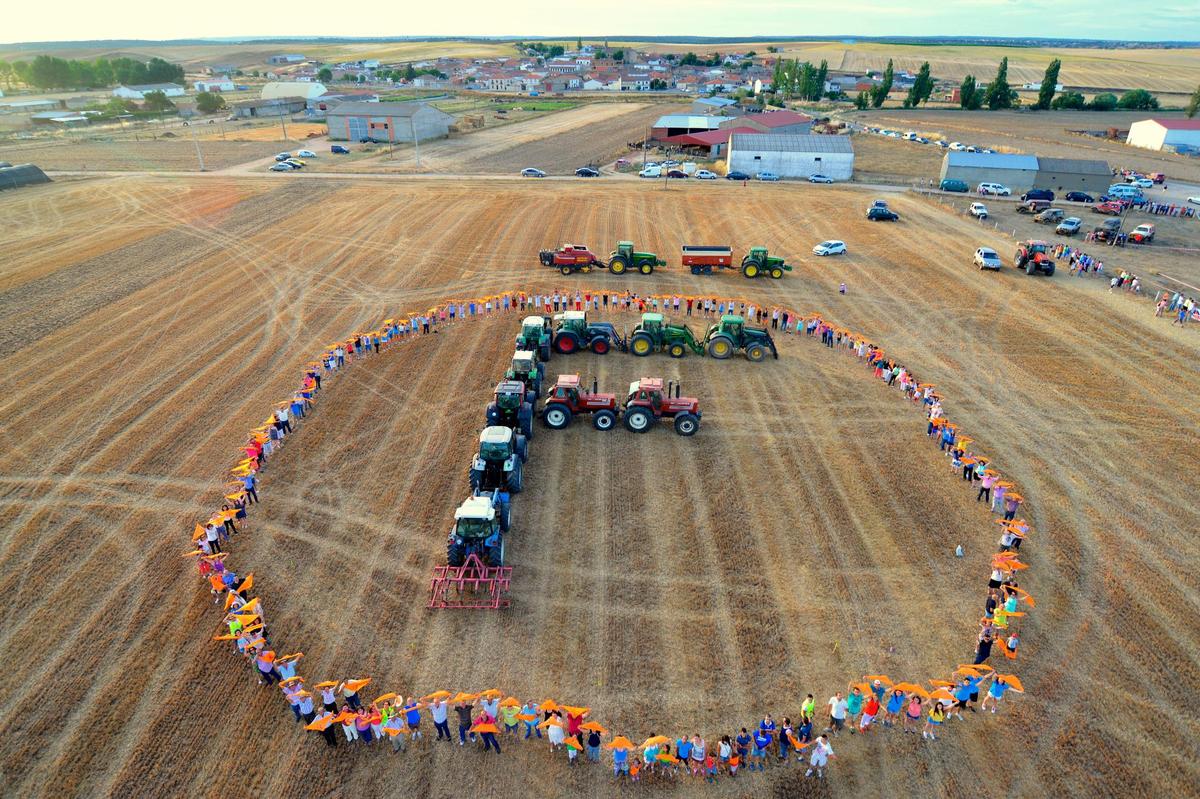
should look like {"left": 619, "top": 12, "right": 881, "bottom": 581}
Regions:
{"left": 4, "top": 0, "right": 1198, "bottom": 43}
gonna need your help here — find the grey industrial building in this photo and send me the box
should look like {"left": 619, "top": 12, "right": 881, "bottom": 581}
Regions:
{"left": 940, "top": 152, "right": 1113, "bottom": 194}
{"left": 326, "top": 102, "right": 454, "bottom": 143}
{"left": 726, "top": 133, "right": 854, "bottom": 180}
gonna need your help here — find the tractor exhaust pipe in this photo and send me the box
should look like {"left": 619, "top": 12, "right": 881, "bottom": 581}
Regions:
{"left": 676, "top": 383, "right": 681, "bottom": 398}
{"left": 593, "top": 377, "right": 598, "bottom": 394}
{"left": 667, "top": 380, "right": 674, "bottom": 398}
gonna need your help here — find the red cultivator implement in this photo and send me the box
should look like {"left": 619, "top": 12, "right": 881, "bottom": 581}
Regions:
{"left": 428, "top": 553, "right": 513, "bottom": 610}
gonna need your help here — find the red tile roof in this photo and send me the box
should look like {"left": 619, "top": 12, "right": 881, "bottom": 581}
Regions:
{"left": 1149, "top": 118, "right": 1200, "bottom": 130}
{"left": 662, "top": 127, "right": 762, "bottom": 146}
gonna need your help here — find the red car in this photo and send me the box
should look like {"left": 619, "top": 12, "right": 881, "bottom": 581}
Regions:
{"left": 1091, "top": 201, "right": 1125, "bottom": 215}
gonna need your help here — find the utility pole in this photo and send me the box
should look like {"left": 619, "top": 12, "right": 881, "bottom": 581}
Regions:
{"left": 278, "top": 105, "right": 289, "bottom": 141}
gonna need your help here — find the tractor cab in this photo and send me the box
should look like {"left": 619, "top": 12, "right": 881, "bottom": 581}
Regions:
{"left": 447, "top": 492, "right": 508, "bottom": 567}
{"left": 740, "top": 246, "right": 792, "bottom": 279}
{"left": 555, "top": 309, "right": 588, "bottom": 335}
{"left": 626, "top": 378, "right": 665, "bottom": 412}
{"left": 505, "top": 350, "right": 543, "bottom": 402}
{"left": 622, "top": 377, "right": 702, "bottom": 435}
{"left": 614, "top": 240, "right": 635, "bottom": 259}
{"left": 487, "top": 380, "right": 534, "bottom": 439}
{"left": 639, "top": 312, "right": 664, "bottom": 334}
{"left": 714, "top": 314, "right": 744, "bottom": 339}
{"left": 470, "top": 426, "right": 525, "bottom": 494}
{"left": 516, "top": 315, "right": 553, "bottom": 360}
{"left": 703, "top": 314, "right": 778, "bottom": 362}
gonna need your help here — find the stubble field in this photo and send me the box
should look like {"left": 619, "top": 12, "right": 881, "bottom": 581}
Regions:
{"left": 0, "top": 176, "right": 1198, "bottom": 798}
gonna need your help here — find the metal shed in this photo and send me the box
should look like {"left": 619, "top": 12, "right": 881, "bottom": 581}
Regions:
{"left": 726, "top": 134, "right": 854, "bottom": 180}
{"left": 939, "top": 152, "right": 1039, "bottom": 193}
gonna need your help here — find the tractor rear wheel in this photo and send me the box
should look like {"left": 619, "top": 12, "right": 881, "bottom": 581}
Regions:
{"left": 554, "top": 331, "right": 580, "bottom": 354}
{"left": 560, "top": 265, "right": 573, "bottom": 276}
{"left": 669, "top": 343, "right": 686, "bottom": 358}
{"left": 508, "top": 460, "right": 523, "bottom": 493}
{"left": 639, "top": 262, "right": 654, "bottom": 275}
{"left": 447, "top": 542, "right": 465, "bottom": 568}
{"left": 742, "top": 263, "right": 759, "bottom": 278}
{"left": 539, "top": 343, "right": 551, "bottom": 362}
{"left": 770, "top": 267, "right": 784, "bottom": 279}
{"left": 518, "top": 402, "right": 534, "bottom": 439}
{"left": 630, "top": 333, "right": 655, "bottom": 356}
{"left": 543, "top": 404, "right": 572, "bottom": 429}
{"left": 488, "top": 538, "right": 505, "bottom": 567}
{"left": 1043, "top": 262, "right": 1055, "bottom": 276}
{"left": 745, "top": 343, "right": 767, "bottom": 362}
{"left": 707, "top": 336, "right": 734, "bottom": 359}
{"left": 609, "top": 256, "right": 628, "bottom": 274}
{"left": 591, "top": 337, "right": 610, "bottom": 354}
{"left": 674, "top": 412, "right": 700, "bottom": 436}
{"left": 592, "top": 409, "right": 617, "bottom": 431}
{"left": 498, "top": 500, "right": 511, "bottom": 532}
{"left": 624, "top": 407, "right": 653, "bottom": 433}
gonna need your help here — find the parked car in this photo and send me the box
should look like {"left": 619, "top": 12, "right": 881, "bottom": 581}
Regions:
{"left": 1131, "top": 178, "right": 1154, "bottom": 189}
{"left": 1033, "top": 208, "right": 1065, "bottom": 224}
{"left": 1188, "top": 196, "right": 1200, "bottom": 206}
{"left": 666, "top": 169, "right": 688, "bottom": 179}
{"left": 808, "top": 174, "right": 833, "bottom": 184}
{"left": 1128, "top": 223, "right": 1156, "bottom": 243}
{"left": 521, "top": 167, "right": 546, "bottom": 178}
{"left": 870, "top": 199, "right": 889, "bottom": 209}
{"left": 296, "top": 149, "right": 317, "bottom": 158}
{"left": 1064, "top": 191, "right": 1093, "bottom": 203}
{"left": 969, "top": 202, "right": 989, "bottom": 219}
{"left": 574, "top": 167, "right": 600, "bottom": 177}
{"left": 867, "top": 207, "right": 900, "bottom": 221}
{"left": 1148, "top": 172, "right": 1166, "bottom": 184}
{"left": 949, "top": 142, "right": 967, "bottom": 150}
{"left": 812, "top": 240, "right": 847, "bottom": 256}
{"left": 274, "top": 153, "right": 292, "bottom": 162}
{"left": 1056, "top": 217, "right": 1082, "bottom": 235}
{"left": 978, "top": 182, "right": 1011, "bottom": 196}
{"left": 1021, "top": 188, "right": 1055, "bottom": 202}
{"left": 1016, "top": 199, "right": 1051, "bottom": 215}
{"left": 1106, "top": 184, "right": 1142, "bottom": 201}
{"left": 639, "top": 165, "right": 662, "bottom": 178}
{"left": 755, "top": 171, "right": 780, "bottom": 182}
{"left": 725, "top": 170, "right": 750, "bottom": 181}
{"left": 695, "top": 169, "right": 718, "bottom": 180}
{"left": 661, "top": 159, "right": 680, "bottom": 167}
{"left": 284, "top": 159, "right": 305, "bottom": 168}
{"left": 269, "top": 163, "right": 293, "bottom": 172}
{"left": 940, "top": 178, "right": 968, "bottom": 193}
{"left": 330, "top": 145, "right": 350, "bottom": 154}
{"left": 1092, "top": 201, "right": 1125, "bottom": 215}
{"left": 974, "top": 247, "right": 1002, "bottom": 270}
{"left": 1093, "top": 217, "right": 1122, "bottom": 242}
{"left": 935, "top": 140, "right": 950, "bottom": 148}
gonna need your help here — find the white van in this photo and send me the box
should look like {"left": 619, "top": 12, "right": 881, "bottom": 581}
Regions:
{"left": 639, "top": 165, "right": 662, "bottom": 178}
{"left": 1107, "top": 183, "right": 1142, "bottom": 200}
{"left": 977, "top": 182, "right": 1011, "bottom": 196}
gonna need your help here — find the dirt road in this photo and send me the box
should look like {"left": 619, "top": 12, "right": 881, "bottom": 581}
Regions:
{"left": 0, "top": 176, "right": 1197, "bottom": 797}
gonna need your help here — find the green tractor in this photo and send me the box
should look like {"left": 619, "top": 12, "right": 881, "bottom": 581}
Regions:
{"left": 740, "top": 246, "right": 793, "bottom": 279}
{"left": 608, "top": 241, "right": 665, "bottom": 276}
{"left": 704, "top": 314, "right": 778, "bottom": 362}
{"left": 505, "top": 350, "right": 544, "bottom": 403}
{"left": 628, "top": 312, "right": 706, "bottom": 358}
{"left": 515, "top": 315, "right": 553, "bottom": 362}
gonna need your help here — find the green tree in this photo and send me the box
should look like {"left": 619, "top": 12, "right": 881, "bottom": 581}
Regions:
{"left": 871, "top": 59, "right": 893, "bottom": 108}
{"left": 799, "top": 61, "right": 818, "bottom": 100}
{"left": 1051, "top": 91, "right": 1086, "bottom": 110}
{"left": 1187, "top": 83, "right": 1200, "bottom": 117}
{"left": 1117, "top": 89, "right": 1158, "bottom": 110}
{"left": 983, "top": 57, "right": 1013, "bottom": 110}
{"left": 0, "top": 60, "right": 10, "bottom": 90}
{"left": 141, "top": 90, "right": 176, "bottom": 112}
{"left": 612, "top": 49, "right": 624, "bottom": 61}
{"left": 576, "top": 37, "right": 583, "bottom": 50}
{"left": 104, "top": 97, "right": 137, "bottom": 115}
{"left": 404, "top": 63, "right": 417, "bottom": 81}
{"left": 649, "top": 78, "right": 667, "bottom": 90}
{"left": 1087, "top": 93, "right": 1118, "bottom": 111}
{"left": 959, "top": 75, "right": 981, "bottom": 109}
{"left": 854, "top": 91, "right": 869, "bottom": 110}
{"left": 680, "top": 51, "right": 699, "bottom": 66}
{"left": 1034, "top": 58, "right": 1061, "bottom": 110}
{"left": 906, "top": 61, "right": 933, "bottom": 107}
{"left": 195, "top": 91, "right": 226, "bottom": 113}
{"left": 766, "top": 46, "right": 778, "bottom": 53}
{"left": 145, "top": 57, "right": 183, "bottom": 83}
{"left": 815, "top": 59, "right": 828, "bottom": 97}
{"left": 317, "top": 67, "right": 333, "bottom": 82}
{"left": 12, "top": 60, "right": 32, "bottom": 86}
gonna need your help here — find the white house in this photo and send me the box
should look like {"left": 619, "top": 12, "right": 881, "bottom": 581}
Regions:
{"left": 727, "top": 133, "right": 854, "bottom": 180}
{"left": 1022, "top": 81, "right": 1064, "bottom": 91}
{"left": 193, "top": 78, "right": 235, "bottom": 93}
{"left": 261, "top": 81, "right": 327, "bottom": 101}
{"left": 1126, "top": 118, "right": 1200, "bottom": 152}
{"left": 113, "top": 83, "right": 185, "bottom": 100}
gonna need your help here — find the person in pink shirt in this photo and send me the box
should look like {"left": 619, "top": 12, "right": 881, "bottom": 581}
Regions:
{"left": 977, "top": 472, "right": 997, "bottom": 504}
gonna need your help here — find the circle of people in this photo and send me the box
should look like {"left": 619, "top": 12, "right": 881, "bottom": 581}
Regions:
{"left": 189, "top": 285, "right": 1034, "bottom": 783}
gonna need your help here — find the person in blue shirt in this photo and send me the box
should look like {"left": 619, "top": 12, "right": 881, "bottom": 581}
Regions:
{"left": 735, "top": 728, "right": 751, "bottom": 766}
{"left": 676, "top": 735, "right": 692, "bottom": 766}
{"left": 951, "top": 681, "right": 974, "bottom": 719}
{"left": 612, "top": 744, "right": 629, "bottom": 778}
{"left": 982, "top": 674, "right": 1011, "bottom": 713}
{"left": 751, "top": 728, "right": 770, "bottom": 771}
{"left": 797, "top": 716, "right": 813, "bottom": 744}
{"left": 884, "top": 689, "right": 905, "bottom": 727}
{"left": 778, "top": 717, "right": 794, "bottom": 761}
{"left": 403, "top": 698, "right": 424, "bottom": 739}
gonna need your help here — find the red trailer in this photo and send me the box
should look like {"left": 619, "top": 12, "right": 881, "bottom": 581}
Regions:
{"left": 681, "top": 244, "right": 733, "bottom": 275}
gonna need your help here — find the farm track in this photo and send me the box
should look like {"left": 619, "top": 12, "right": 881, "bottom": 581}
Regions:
{"left": 0, "top": 176, "right": 1197, "bottom": 797}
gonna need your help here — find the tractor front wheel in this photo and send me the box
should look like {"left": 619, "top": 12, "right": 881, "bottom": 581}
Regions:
{"left": 639, "top": 262, "right": 654, "bottom": 275}
{"left": 630, "top": 333, "right": 655, "bottom": 356}
{"left": 592, "top": 409, "right": 617, "bottom": 431}
{"left": 742, "top": 263, "right": 759, "bottom": 278}
{"left": 591, "top": 337, "right": 610, "bottom": 354}
{"left": 674, "top": 413, "right": 700, "bottom": 436}
{"left": 707, "top": 336, "right": 734, "bottom": 359}
{"left": 745, "top": 343, "right": 767, "bottom": 362}
{"left": 624, "top": 407, "right": 653, "bottom": 433}
{"left": 515, "top": 434, "right": 528, "bottom": 462}
{"left": 609, "top": 256, "right": 628, "bottom": 274}
{"left": 543, "top": 404, "right": 572, "bottom": 429}
{"left": 469, "top": 467, "right": 483, "bottom": 492}
{"left": 518, "top": 402, "right": 534, "bottom": 440}
{"left": 770, "top": 267, "right": 784, "bottom": 279}
{"left": 669, "top": 343, "right": 686, "bottom": 358}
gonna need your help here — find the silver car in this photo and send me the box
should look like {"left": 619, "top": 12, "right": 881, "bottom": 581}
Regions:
{"left": 974, "top": 247, "right": 1002, "bottom": 270}
{"left": 1056, "top": 217, "right": 1082, "bottom": 236}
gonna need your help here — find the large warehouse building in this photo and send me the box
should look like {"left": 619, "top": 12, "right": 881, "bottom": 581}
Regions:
{"left": 939, "top": 152, "right": 1114, "bottom": 194}
{"left": 727, "top": 133, "right": 854, "bottom": 180}
{"left": 1125, "top": 118, "right": 1200, "bottom": 153}
{"left": 1031, "top": 157, "right": 1113, "bottom": 194}
{"left": 650, "top": 114, "right": 723, "bottom": 140}
{"left": 326, "top": 101, "right": 454, "bottom": 143}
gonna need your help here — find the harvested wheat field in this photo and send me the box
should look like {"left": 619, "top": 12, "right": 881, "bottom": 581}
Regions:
{"left": 322, "top": 102, "right": 679, "bottom": 175}
{"left": 0, "top": 175, "right": 1198, "bottom": 798}
{"left": 0, "top": 138, "right": 291, "bottom": 172}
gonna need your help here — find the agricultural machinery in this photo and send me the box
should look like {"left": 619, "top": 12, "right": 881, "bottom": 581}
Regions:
{"left": 445, "top": 489, "right": 510, "bottom": 568}
{"left": 486, "top": 380, "right": 535, "bottom": 440}
{"left": 622, "top": 377, "right": 702, "bottom": 435}
{"left": 1013, "top": 240, "right": 1056, "bottom": 275}
{"left": 703, "top": 314, "right": 778, "bottom": 361}
{"left": 541, "top": 374, "right": 620, "bottom": 430}
{"left": 505, "top": 350, "right": 544, "bottom": 403}
{"left": 628, "top": 312, "right": 705, "bottom": 358}
{"left": 515, "top": 315, "right": 553, "bottom": 361}
{"left": 468, "top": 426, "right": 527, "bottom": 494}
{"left": 539, "top": 243, "right": 604, "bottom": 275}
{"left": 607, "top": 241, "right": 665, "bottom": 275}
{"left": 552, "top": 310, "right": 626, "bottom": 354}
{"left": 680, "top": 245, "right": 792, "bottom": 279}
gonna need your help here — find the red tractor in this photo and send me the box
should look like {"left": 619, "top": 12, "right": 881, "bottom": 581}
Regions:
{"left": 1013, "top": 240, "right": 1056, "bottom": 276}
{"left": 541, "top": 374, "right": 619, "bottom": 430}
{"left": 622, "top": 377, "right": 701, "bottom": 436}
{"left": 538, "top": 243, "right": 604, "bottom": 275}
